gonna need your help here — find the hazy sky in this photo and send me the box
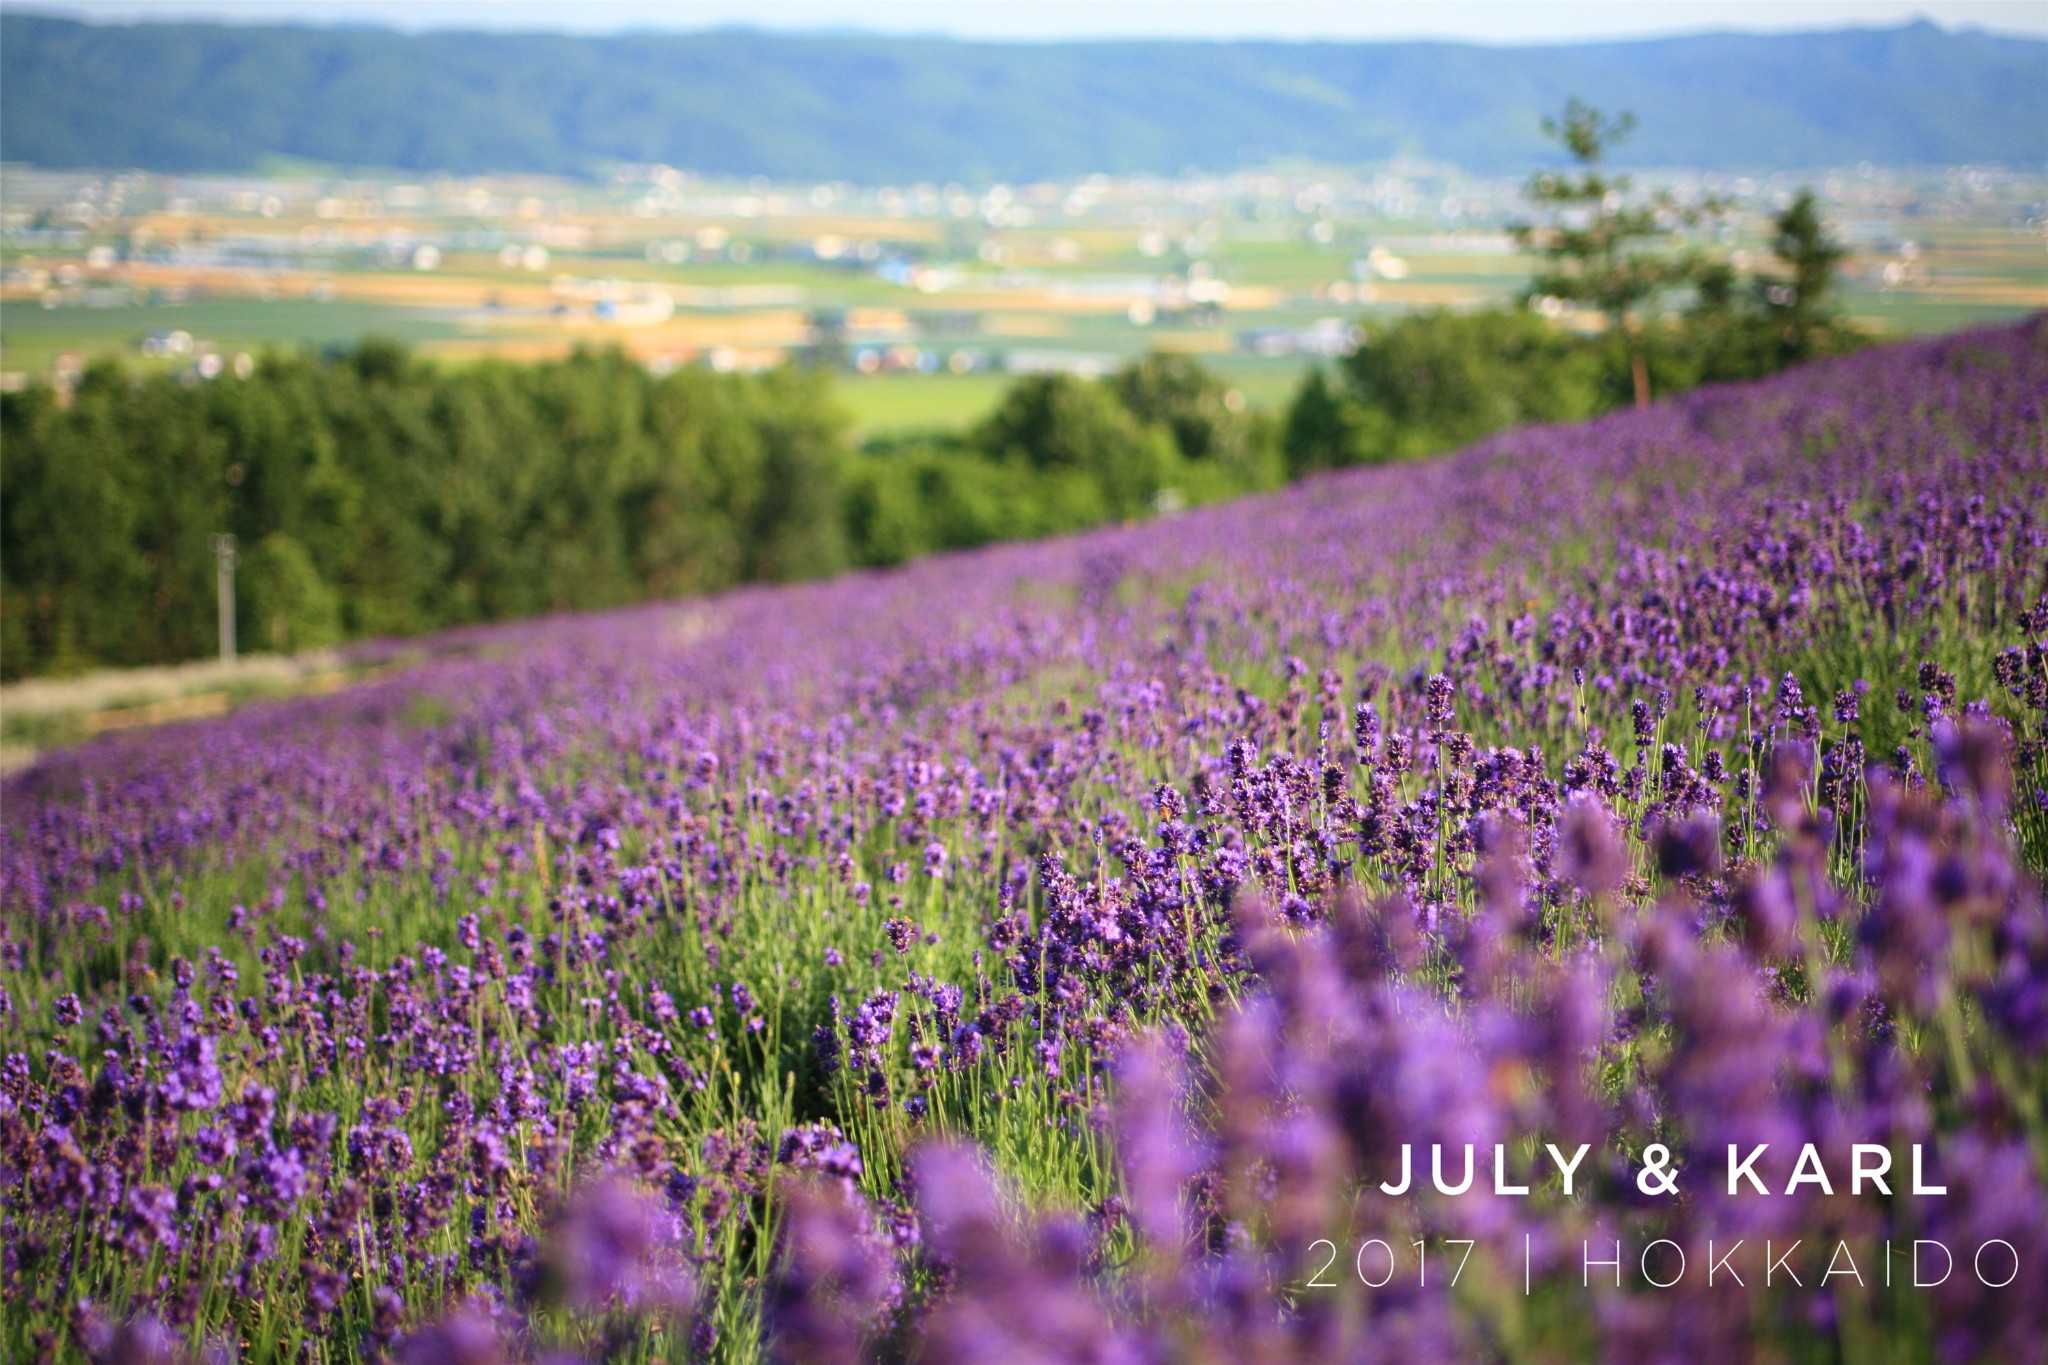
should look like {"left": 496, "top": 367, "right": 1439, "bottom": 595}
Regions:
{"left": 19, "top": 0, "right": 2048, "bottom": 42}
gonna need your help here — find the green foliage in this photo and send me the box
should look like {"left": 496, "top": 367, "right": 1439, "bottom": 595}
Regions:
{"left": 1283, "top": 256, "right": 1866, "bottom": 476}
{"left": 1656, "top": 191, "right": 1868, "bottom": 388}
{"left": 243, "top": 533, "right": 341, "bottom": 654}
{"left": 1515, "top": 99, "right": 1728, "bottom": 407}
{"left": 1285, "top": 102, "right": 1871, "bottom": 477}
{"left": 1724, "top": 190, "right": 1862, "bottom": 371}
{"left": 1, "top": 344, "right": 1292, "bottom": 677}
{"left": 5, "top": 14, "right": 2046, "bottom": 180}
{"left": 0, "top": 344, "right": 855, "bottom": 679}
{"left": 1358, "top": 309, "right": 1606, "bottom": 458}
{"left": 735, "top": 367, "right": 852, "bottom": 582}
{"left": 840, "top": 353, "right": 1288, "bottom": 571}
{"left": 1108, "top": 352, "right": 1272, "bottom": 483}
{"left": 1284, "top": 309, "right": 1608, "bottom": 473}
{"left": 845, "top": 445, "right": 1103, "bottom": 568}
{"left": 1767, "top": 190, "right": 1852, "bottom": 346}
{"left": 974, "top": 373, "right": 1179, "bottom": 519}
{"left": 1280, "top": 368, "right": 1361, "bottom": 478}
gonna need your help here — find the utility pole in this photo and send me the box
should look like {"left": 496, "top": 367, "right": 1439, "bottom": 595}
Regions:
{"left": 209, "top": 533, "right": 237, "bottom": 663}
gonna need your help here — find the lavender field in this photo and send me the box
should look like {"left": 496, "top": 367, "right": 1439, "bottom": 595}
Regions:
{"left": 4, "top": 320, "right": 2047, "bottom": 1364}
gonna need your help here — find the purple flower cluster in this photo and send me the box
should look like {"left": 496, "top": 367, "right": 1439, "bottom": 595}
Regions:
{"left": 2, "top": 322, "right": 2046, "bottom": 1360}
{"left": 774, "top": 758, "right": 2048, "bottom": 1361}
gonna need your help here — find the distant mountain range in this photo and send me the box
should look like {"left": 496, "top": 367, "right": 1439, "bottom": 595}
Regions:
{"left": 4, "top": 13, "right": 2045, "bottom": 182}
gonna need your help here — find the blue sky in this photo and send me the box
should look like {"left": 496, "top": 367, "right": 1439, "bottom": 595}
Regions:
{"left": 19, "top": 0, "right": 2048, "bottom": 41}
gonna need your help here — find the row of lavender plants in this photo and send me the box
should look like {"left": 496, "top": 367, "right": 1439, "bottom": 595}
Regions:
{"left": 3, "top": 320, "right": 2046, "bottom": 1363}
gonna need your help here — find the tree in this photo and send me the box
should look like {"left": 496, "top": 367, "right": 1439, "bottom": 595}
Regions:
{"left": 1111, "top": 353, "right": 1249, "bottom": 465}
{"left": 1111, "top": 351, "right": 1282, "bottom": 491}
{"left": 243, "top": 533, "right": 341, "bottom": 653}
{"left": 973, "top": 374, "right": 1175, "bottom": 520}
{"left": 1281, "top": 368, "right": 1359, "bottom": 477}
{"left": 1671, "top": 186, "right": 1863, "bottom": 386}
{"left": 1514, "top": 99, "right": 1721, "bottom": 409}
{"left": 1760, "top": 189, "right": 1851, "bottom": 361}
{"left": 0, "top": 342, "right": 864, "bottom": 678}
{"left": 1283, "top": 311, "right": 1608, "bottom": 475}
{"left": 1344, "top": 309, "right": 1607, "bottom": 456}
{"left": 742, "top": 367, "right": 851, "bottom": 582}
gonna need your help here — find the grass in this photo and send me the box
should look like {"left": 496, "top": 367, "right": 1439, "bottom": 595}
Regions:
{"left": 0, "top": 646, "right": 431, "bottom": 771}
{"left": 836, "top": 371, "right": 1016, "bottom": 441}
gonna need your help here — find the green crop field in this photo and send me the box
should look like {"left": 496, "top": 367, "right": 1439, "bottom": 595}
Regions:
{"left": 0, "top": 297, "right": 466, "bottom": 372}
{"left": 835, "top": 371, "right": 1013, "bottom": 440}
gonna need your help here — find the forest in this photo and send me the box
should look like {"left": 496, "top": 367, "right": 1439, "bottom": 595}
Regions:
{"left": 0, "top": 343, "right": 1270, "bottom": 677}
{"left": 0, "top": 319, "right": 1846, "bottom": 679}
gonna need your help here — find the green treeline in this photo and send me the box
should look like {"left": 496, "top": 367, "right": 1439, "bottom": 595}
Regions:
{"left": 0, "top": 347, "right": 1281, "bottom": 678}
{"left": 1282, "top": 288, "right": 1862, "bottom": 475}
{"left": 1285, "top": 188, "right": 1865, "bottom": 475}
{"left": 1, "top": 344, "right": 850, "bottom": 676}
{"left": 0, "top": 196, "right": 1857, "bottom": 680}
{"left": 844, "top": 355, "right": 1281, "bottom": 570}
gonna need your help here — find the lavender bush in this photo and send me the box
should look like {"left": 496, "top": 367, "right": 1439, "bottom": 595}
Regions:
{"left": 4, "top": 321, "right": 2046, "bottom": 1363}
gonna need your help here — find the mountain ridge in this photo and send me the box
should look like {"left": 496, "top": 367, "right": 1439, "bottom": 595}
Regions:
{"left": 5, "top": 13, "right": 2044, "bottom": 181}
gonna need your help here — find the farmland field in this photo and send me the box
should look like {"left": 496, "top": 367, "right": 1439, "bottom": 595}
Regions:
{"left": 3, "top": 321, "right": 2047, "bottom": 1362}
{"left": 0, "top": 298, "right": 466, "bottom": 372}
{"left": 830, "top": 371, "right": 1012, "bottom": 441}
{"left": 7, "top": 163, "right": 2045, "bottom": 431}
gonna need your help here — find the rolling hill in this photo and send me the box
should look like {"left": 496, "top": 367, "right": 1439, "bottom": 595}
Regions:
{"left": 3, "top": 13, "right": 2045, "bottom": 181}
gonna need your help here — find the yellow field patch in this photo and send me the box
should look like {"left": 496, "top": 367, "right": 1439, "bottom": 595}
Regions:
{"left": 1147, "top": 331, "right": 1233, "bottom": 353}
{"left": 1361, "top": 280, "right": 1494, "bottom": 307}
{"left": 1396, "top": 253, "right": 1531, "bottom": 278}
{"left": 326, "top": 274, "right": 555, "bottom": 308}
{"left": 1912, "top": 281, "right": 2048, "bottom": 306}
{"left": 84, "top": 690, "right": 231, "bottom": 734}
{"left": 419, "top": 337, "right": 582, "bottom": 363}
{"left": 980, "top": 313, "right": 1072, "bottom": 337}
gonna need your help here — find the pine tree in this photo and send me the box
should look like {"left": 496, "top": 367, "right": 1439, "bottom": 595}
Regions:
{"left": 1514, "top": 99, "right": 1723, "bottom": 409}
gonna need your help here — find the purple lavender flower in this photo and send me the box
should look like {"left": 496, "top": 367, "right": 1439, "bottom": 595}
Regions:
{"left": 544, "top": 1176, "right": 694, "bottom": 1314}
{"left": 394, "top": 1308, "right": 511, "bottom": 1365}
{"left": 161, "top": 1034, "right": 221, "bottom": 1112}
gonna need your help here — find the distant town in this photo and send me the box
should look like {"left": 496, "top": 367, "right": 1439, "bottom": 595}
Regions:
{"left": 4, "top": 158, "right": 2043, "bottom": 435}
